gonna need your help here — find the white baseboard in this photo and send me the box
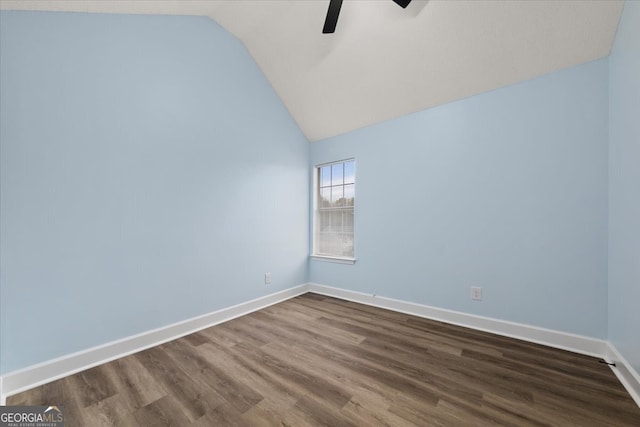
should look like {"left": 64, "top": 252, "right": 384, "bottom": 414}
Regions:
{"left": 604, "top": 342, "right": 640, "bottom": 407}
{"left": 307, "top": 283, "right": 608, "bottom": 358}
{"left": 3, "top": 282, "right": 637, "bottom": 410}
{"left": 0, "top": 284, "right": 308, "bottom": 404}
{"left": 308, "top": 283, "right": 640, "bottom": 408}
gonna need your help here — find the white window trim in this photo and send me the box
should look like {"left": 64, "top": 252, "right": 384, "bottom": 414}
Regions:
{"left": 311, "top": 255, "right": 356, "bottom": 265}
{"left": 311, "top": 158, "right": 356, "bottom": 263}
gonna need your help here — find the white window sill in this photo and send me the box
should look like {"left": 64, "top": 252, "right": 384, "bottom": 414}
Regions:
{"left": 311, "top": 255, "right": 356, "bottom": 265}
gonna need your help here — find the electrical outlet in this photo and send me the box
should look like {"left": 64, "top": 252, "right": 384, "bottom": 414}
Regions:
{"left": 265, "top": 273, "right": 272, "bottom": 285}
{"left": 471, "top": 286, "right": 482, "bottom": 301}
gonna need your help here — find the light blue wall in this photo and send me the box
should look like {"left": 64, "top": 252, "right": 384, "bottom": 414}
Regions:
{"left": 1, "top": 6, "right": 632, "bottom": 378}
{"left": 608, "top": 1, "right": 640, "bottom": 375}
{"left": 0, "top": 11, "right": 309, "bottom": 374}
{"left": 310, "top": 59, "right": 610, "bottom": 338}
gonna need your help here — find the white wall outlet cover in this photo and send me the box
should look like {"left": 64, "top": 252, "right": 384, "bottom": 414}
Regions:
{"left": 471, "top": 287, "right": 483, "bottom": 301}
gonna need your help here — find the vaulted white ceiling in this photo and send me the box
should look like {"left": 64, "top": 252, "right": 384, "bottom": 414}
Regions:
{"left": 1, "top": 0, "right": 624, "bottom": 141}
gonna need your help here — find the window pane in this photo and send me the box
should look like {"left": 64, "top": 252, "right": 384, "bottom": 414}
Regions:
{"left": 320, "top": 166, "right": 331, "bottom": 187}
{"left": 331, "top": 210, "right": 343, "bottom": 230}
{"left": 344, "top": 161, "right": 355, "bottom": 184}
{"left": 314, "top": 159, "right": 355, "bottom": 259}
{"left": 343, "top": 209, "right": 354, "bottom": 232}
{"left": 318, "top": 231, "right": 340, "bottom": 255}
{"left": 317, "top": 208, "right": 354, "bottom": 257}
{"left": 332, "top": 163, "right": 343, "bottom": 186}
{"left": 318, "top": 210, "right": 331, "bottom": 230}
{"left": 341, "top": 232, "right": 354, "bottom": 257}
{"left": 320, "top": 187, "right": 331, "bottom": 208}
{"left": 344, "top": 184, "right": 354, "bottom": 206}
{"left": 331, "top": 185, "right": 343, "bottom": 206}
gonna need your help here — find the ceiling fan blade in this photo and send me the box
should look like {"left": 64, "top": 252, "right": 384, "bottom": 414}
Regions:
{"left": 323, "top": 0, "right": 344, "bottom": 34}
{"left": 393, "top": 0, "right": 412, "bottom": 8}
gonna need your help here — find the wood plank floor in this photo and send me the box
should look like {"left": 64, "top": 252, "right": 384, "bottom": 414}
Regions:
{"left": 8, "top": 293, "right": 640, "bottom": 426}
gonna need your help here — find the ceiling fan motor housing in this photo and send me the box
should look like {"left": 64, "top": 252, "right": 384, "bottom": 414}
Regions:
{"left": 323, "top": 0, "right": 413, "bottom": 34}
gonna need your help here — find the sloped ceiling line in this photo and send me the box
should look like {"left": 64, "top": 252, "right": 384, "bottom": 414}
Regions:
{"left": 0, "top": 0, "right": 624, "bottom": 141}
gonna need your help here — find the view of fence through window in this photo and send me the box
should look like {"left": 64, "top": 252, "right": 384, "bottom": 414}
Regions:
{"left": 316, "top": 159, "right": 355, "bottom": 258}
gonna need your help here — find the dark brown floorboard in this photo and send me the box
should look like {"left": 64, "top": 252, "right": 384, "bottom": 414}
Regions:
{"left": 7, "top": 293, "right": 640, "bottom": 426}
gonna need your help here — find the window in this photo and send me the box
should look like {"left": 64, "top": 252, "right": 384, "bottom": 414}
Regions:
{"left": 313, "top": 159, "right": 355, "bottom": 261}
